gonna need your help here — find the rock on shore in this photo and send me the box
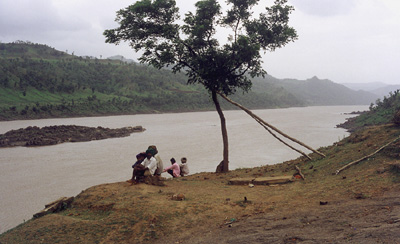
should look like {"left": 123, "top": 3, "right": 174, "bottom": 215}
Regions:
{"left": 0, "top": 125, "right": 145, "bottom": 147}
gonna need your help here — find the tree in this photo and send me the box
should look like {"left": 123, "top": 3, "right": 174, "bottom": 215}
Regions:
{"left": 104, "top": 0, "right": 297, "bottom": 172}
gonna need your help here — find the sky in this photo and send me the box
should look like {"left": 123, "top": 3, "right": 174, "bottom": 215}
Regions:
{"left": 0, "top": 0, "right": 399, "bottom": 85}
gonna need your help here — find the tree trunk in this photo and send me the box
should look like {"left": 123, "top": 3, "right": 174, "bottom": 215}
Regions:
{"left": 212, "top": 90, "right": 229, "bottom": 172}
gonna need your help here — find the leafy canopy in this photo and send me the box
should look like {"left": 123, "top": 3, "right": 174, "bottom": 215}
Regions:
{"left": 104, "top": 0, "right": 297, "bottom": 96}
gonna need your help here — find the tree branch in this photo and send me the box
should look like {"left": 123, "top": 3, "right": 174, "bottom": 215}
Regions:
{"left": 253, "top": 116, "right": 312, "bottom": 160}
{"left": 180, "top": 41, "right": 198, "bottom": 58}
{"left": 234, "top": 17, "right": 241, "bottom": 44}
{"left": 232, "top": 66, "right": 249, "bottom": 78}
{"left": 335, "top": 136, "right": 400, "bottom": 175}
{"left": 217, "top": 92, "right": 326, "bottom": 158}
{"left": 295, "top": 165, "right": 305, "bottom": 180}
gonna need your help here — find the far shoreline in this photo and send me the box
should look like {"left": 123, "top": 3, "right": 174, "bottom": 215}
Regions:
{"left": 0, "top": 104, "right": 368, "bottom": 122}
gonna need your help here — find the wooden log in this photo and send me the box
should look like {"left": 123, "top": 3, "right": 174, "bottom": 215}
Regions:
{"left": 335, "top": 136, "right": 400, "bottom": 175}
{"left": 45, "top": 197, "right": 67, "bottom": 208}
{"left": 34, "top": 196, "right": 74, "bottom": 218}
{"left": 253, "top": 116, "right": 312, "bottom": 160}
{"left": 228, "top": 178, "right": 255, "bottom": 185}
{"left": 253, "top": 176, "right": 294, "bottom": 185}
{"left": 217, "top": 93, "right": 325, "bottom": 159}
{"left": 295, "top": 165, "right": 305, "bottom": 180}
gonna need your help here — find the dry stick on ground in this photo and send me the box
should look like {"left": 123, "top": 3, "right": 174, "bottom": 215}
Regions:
{"left": 335, "top": 136, "right": 400, "bottom": 175}
{"left": 295, "top": 165, "right": 305, "bottom": 180}
{"left": 218, "top": 93, "right": 326, "bottom": 159}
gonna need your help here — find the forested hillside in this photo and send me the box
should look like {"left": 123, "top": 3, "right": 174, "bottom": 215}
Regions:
{"left": 0, "top": 42, "right": 376, "bottom": 120}
{"left": 253, "top": 75, "right": 377, "bottom": 106}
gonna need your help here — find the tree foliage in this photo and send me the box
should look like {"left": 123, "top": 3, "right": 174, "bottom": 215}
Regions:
{"left": 105, "top": 0, "right": 297, "bottom": 96}
{"left": 105, "top": 0, "right": 297, "bottom": 172}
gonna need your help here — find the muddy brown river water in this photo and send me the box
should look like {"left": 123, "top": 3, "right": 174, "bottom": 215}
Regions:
{"left": 0, "top": 106, "right": 367, "bottom": 233}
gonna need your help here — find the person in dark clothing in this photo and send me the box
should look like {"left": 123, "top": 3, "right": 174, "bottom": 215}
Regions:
{"left": 127, "top": 152, "right": 146, "bottom": 184}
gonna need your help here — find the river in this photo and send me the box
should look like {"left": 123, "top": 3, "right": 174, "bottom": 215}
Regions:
{"left": 0, "top": 105, "right": 367, "bottom": 233}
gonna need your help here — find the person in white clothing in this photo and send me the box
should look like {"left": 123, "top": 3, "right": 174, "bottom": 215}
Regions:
{"left": 179, "top": 157, "right": 189, "bottom": 176}
{"left": 132, "top": 149, "right": 157, "bottom": 183}
{"left": 148, "top": 145, "right": 163, "bottom": 176}
{"left": 141, "top": 150, "right": 158, "bottom": 175}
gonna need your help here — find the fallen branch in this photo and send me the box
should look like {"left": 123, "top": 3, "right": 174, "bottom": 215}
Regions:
{"left": 335, "top": 136, "right": 400, "bottom": 175}
{"left": 253, "top": 116, "right": 312, "bottom": 160}
{"left": 295, "top": 165, "right": 305, "bottom": 180}
{"left": 218, "top": 93, "right": 326, "bottom": 159}
{"left": 34, "top": 196, "right": 74, "bottom": 218}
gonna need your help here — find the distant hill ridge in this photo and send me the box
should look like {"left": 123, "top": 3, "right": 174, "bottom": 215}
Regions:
{"left": 271, "top": 76, "right": 377, "bottom": 105}
{"left": 0, "top": 42, "right": 378, "bottom": 120}
{"left": 342, "top": 82, "right": 400, "bottom": 98}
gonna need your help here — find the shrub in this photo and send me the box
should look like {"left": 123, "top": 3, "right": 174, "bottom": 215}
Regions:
{"left": 393, "top": 110, "right": 400, "bottom": 126}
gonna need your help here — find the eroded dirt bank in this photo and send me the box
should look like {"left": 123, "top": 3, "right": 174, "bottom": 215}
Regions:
{"left": 0, "top": 125, "right": 144, "bottom": 147}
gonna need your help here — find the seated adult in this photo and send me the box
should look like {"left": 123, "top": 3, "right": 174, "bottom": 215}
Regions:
{"left": 163, "top": 158, "right": 181, "bottom": 178}
{"left": 148, "top": 145, "right": 164, "bottom": 176}
{"left": 179, "top": 157, "right": 190, "bottom": 176}
{"left": 132, "top": 149, "right": 158, "bottom": 184}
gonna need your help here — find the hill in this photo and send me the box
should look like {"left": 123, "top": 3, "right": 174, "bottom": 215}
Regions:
{"left": 342, "top": 82, "right": 388, "bottom": 92}
{"left": 0, "top": 42, "right": 303, "bottom": 120}
{"left": 265, "top": 75, "right": 377, "bottom": 106}
{"left": 371, "top": 85, "right": 400, "bottom": 98}
{"left": 342, "top": 82, "right": 400, "bottom": 98}
{"left": 0, "top": 42, "right": 377, "bottom": 121}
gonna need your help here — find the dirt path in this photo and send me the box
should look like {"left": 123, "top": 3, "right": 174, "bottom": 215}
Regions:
{"left": 158, "top": 188, "right": 400, "bottom": 244}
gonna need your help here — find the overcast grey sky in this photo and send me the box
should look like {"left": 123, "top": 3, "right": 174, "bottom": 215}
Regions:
{"left": 0, "top": 0, "right": 399, "bottom": 84}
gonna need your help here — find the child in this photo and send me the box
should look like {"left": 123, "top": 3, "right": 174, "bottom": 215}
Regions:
{"left": 163, "top": 158, "right": 181, "bottom": 178}
{"left": 127, "top": 152, "right": 146, "bottom": 183}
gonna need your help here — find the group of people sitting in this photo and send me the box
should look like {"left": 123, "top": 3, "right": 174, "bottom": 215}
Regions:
{"left": 127, "top": 145, "right": 189, "bottom": 184}
{"left": 164, "top": 157, "right": 189, "bottom": 178}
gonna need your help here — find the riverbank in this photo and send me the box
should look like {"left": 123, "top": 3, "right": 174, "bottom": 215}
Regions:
{"left": 1, "top": 123, "right": 399, "bottom": 243}
{"left": 0, "top": 106, "right": 213, "bottom": 122}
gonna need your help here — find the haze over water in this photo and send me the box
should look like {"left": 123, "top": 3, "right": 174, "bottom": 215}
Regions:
{"left": 0, "top": 105, "right": 367, "bottom": 233}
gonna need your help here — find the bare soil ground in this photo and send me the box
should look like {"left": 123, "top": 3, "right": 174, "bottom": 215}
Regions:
{"left": 1, "top": 124, "right": 400, "bottom": 244}
{"left": 178, "top": 188, "right": 400, "bottom": 244}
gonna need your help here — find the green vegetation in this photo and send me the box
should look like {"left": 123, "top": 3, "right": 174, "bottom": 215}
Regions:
{"left": 340, "top": 90, "right": 400, "bottom": 131}
{"left": 0, "top": 42, "right": 305, "bottom": 121}
{"left": 0, "top": 41, "right": 377, "bottom": 121}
